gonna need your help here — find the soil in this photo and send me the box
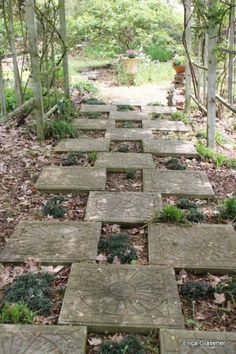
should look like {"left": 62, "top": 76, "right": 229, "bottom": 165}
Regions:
{"left": 152, "top": 130, "right": 187, "bottom": 140}
{"left": 77, "top": 130, "right": 106, "bottom": 139}
{"left": 106, "top": 171, "right": 143, "bottom": 192}
{"left": 115, "top": 120, "right": 142, "bottom": 128}
{"left": 110, "top": 141, "right": 143, "bottom": 153}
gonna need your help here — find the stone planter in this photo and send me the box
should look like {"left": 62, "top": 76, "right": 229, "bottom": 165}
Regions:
{"left": 173, "top": 65, "right": 186, "bottom": 74}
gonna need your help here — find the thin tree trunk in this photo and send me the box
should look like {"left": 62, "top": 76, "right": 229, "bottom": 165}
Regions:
{"left": 59, "top": 0, "right": 70, "bottom": 96}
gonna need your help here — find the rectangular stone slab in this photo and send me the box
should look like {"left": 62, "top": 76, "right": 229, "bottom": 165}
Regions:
{"left": 35, "top": 167, "right": 106, "bottom": 193}
{"left": 142, "top": 106, "right": 177, "bottom": 114}
{"left": 0, "top": 221, "right": 101, "bottom": 264}
{"left": 55, "top": 139, "right": 110, "bottom": 153}
{"left": 73, "top": 119, "right": 110, "bottom": 130}
{"left": 110, "top": 112, "right": 148, "bottom": 120}
{"left": 95, "top": 152, "right": 155, "bottom": 170}
{"left": 0, "top": 324, "right": 87, "bottom": 354}
{"left": 80, "top": 104, "right": 117, "bottom": 112}
{"left": 85, "top": 191, "right": 162, "bottom": 223}
{"left": 149, "top": 224, "right": 236, "bottom": 272}
{"left": 160, "top": 329, "right": 236, "bottom": 354}
{"left": 143, "top": 139, "right": 198, "bottom": 157}
{"left": 143, "top": 169, "right": 215, "bottom": 198}
{"left": 143, "top": 120, "right": 189, "bottom": 132}
{"left": 59, "top": 264, "right": 184, "bottom": 332}
{"left": 106, "top": 128, "right": 151, "bottom": 141}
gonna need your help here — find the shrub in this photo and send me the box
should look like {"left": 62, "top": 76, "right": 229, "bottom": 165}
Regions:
{"left": 98, "top": 335, "right": 145, "bottom": 354}
{"left": 97, "top": 341, "right": 121, "bottom": 354}
{"left": 186, "top": 208, "right": 205, "bottom": 223}
{"left": 98, "top": 233, "right": 137, "bottom": 264}
{"left": 180, "top": 281, "right": 214, "bottom": 300}
{"left": 5, "top": 87, "right": 33, "bottom": 112}
{"left": 4, "top": 272, "right": 54, "bottom": 315}
{"left": 218, "top": 197, "right": 236, "bottom": 222}
{"left": 44, "top": 119, "right": 77, "bottom": 139}
{"left": 73, "top": 81, "right": 99, "bottom": 95}
{"left": 176, "top": 199, "right": 198, "bottom": 210}
{"left": 159, "top": 205, "right": 185, "bottom": 223}
{"left": 42, "top": 196, "right": 66, "bottom": 219}
{"left": 82, "top": 97, "right": 106, "bottom": 105}
{"left": 165, "top": 158, "right": 186, "bottom": 170}
{"left": 0, "top": 303, "right": 35, "bottom": 324}
{"left": 117, "top": 144, "right": 129, "bottom": 153}
{"left": 117, "top": 105, "right": 135, "bottom": 112}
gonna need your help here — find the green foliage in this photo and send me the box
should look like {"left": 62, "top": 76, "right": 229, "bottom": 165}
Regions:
{"left": 117, "top": 144, "right": 129, "bottom": 153}
{"left": 4, "top": 87, "right": 33, "bottom": 112}
{"left": 165, "top": 158, "right": 186, "bottom": 171}
{"left": 98, "top": 335, "right": 145, "bottom": 354}
{"left": 85, "top": 112, "right": 104, "bottom": 119}
{"left": 148, "top": 101, "right": 164, "bottom": 106}
{"left": 61, "top": 153, "right": 78, "bottom": 166}
{"left": 218, "top": 197, "right": 236, "bottom": 222}
{"left": 117, "top": 105, "right": 135, "bottom": 112}
{"left": 159, "top": 205, "right": 185, "bottom": 224}
{"left": 82, "top": 97, "right": 106, "bottom": 105}
{"left": 73, "top": 81, "right": 99, "bottom": 95}
{"left": 216, "top": 276, "right": 236, "bottom": 302}
{"left": 0, "top": 303, "right": 35, "bottom": 324}
{"left": 98, "top": 233, "right": 137, "bottom": 264}
{"left": 44, "top": 119, "right": 77, "bottom": 139}
{"left": 176, "top": 199, "right": 198, "bottom": 210}
{"left": 4, "top": 272, "right": 54, "bottom": 315}
{"left": 124, "top": 121, "right": 135, "bottom": 128}
{"left": 42, "top": 196, "right": 66, "bottom": 219}
{"left": 125, "top": 170, "right": 137, "bottom": 179}
{"left": 171, "top": 111, "right": 190, "bottom": 124}
{"left": 196, "top": 143, "right": 236, "bottom": 167}
{"left": 186, "top": 208, "right": 205, "bottom": 223}
{"left": 180, "top": 281, "right": 214, "bottom": 301}
{"left": 88, "top": 151, "right": 97, "bottom": 163}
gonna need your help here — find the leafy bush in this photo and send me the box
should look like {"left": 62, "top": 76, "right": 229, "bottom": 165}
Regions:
{"left": 186, "top": 208, "right": 205, "bottom": 223}
{"left": 180, "top": 281, "right": 214, "bottom": 301}
{"left": 117, "top": 144, "right": 129, "bottom": 153}
{"left": 5, "top": 87, "right": 33, "bottom": 112}
{"left": 42, "top": 196, "right": 66, "bottom": 219}
{"left": 165, "top": 158, "right": 186, "bottom": 170}
{"left": 98, "top": 233, "right": 137, "bottom": 264}
{"left": 98, "top": 335, "right": 145, "bottom": 354}
{"left": 177, "top": 199, "right": 198, "bottom": 210}
{"left": 44, "top": 119, "right": 77, "bottom": 139}
{"left": 159, "top": 205, "right": 185, "bottom": 223}
{"left": 218, "top": 197, "right": 236, "bottom": 222}
{"left": 4, "top": 272, "right": 54, "bottom": 315}
{"left": 0, "top": 303, "right": 35, "bottom": 324}
{"left": 73, "top": 81, "right": 99, "bottom": 95}
{"left": 117, "top": 105, "right": 135, "bottom": 112}
{"left": 82, "top": 97, "right": 106, "bottom": 105}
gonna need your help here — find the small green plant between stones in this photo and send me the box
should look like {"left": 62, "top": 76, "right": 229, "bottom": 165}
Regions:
{"left": 159, "top": 205, "right": 185, "bottom": 223}
{"left": 176, "top": 199, "right": 198, "bottom": 210}
{"left": 44, "top": 119, "right": 77, "bottom": 139}
{"left": 165, "top": 158, "right": 186, "bottom": 170}
{"left": 186, "top": 208, "right": 205, "bottom": 223}
{"left": 215, "top": 275, "right": 236, "bottom": 302}
{"left": 98, "top": 233, "right": 137, "bottom": 264}
{"left": 0, "top": 303, "right": 35, "bottom": 324}
{"left": 42, "top": 196, "right": 66, "bottom": 219}
{"left": 218, "top": 197, "right": 236, "bottom": 222}
{"left": 117, "top": 105, "right": 136, "bottom": 112}
{"left": 97, "top": 335, "right": 145, "bottom": 354}
{"left": 85, "top": 112, "right": 104, "bottom": 119}
{"left": 171, "top": 111, "right": 189, "bottom": 124}
{"left": 61, "top": 153, "right": 78, "bottom": 166}
{"left": 117, "top": 143, "right": 129, "bottom": 153}
{"left": 125, "top": 170, "right": 137, "bottom": 179}
{"left": 82, "top": 97, "right": 106, "bottom": 105}
{"left": 124, "top": 120, "right": 134, "bottom": 128}
{"left": 180, "top": 281, "right": 214, "bottom": 301}
{"left": 148, "top": 101, "right": 164, "bottom": 106}
{"left": 88, "top": 151, "right": 97, "bottom": 163}
{"left": 4, "top": 272, "right": 55, "bottom": 316}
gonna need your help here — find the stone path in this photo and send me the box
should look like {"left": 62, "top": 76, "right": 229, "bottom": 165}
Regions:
{"left": 1, "top": 102, "right": 236, "bottom": 352}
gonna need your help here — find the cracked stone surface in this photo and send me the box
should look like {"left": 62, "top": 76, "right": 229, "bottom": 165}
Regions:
{"left": 85, "top": 192, "right": 162, "bottom": 223}
{"left": 143, "top": 169, "right": 215, "bottom": 198}
{"left": 55, "top": 139, "right": 110, "bottom": 152}
{"left": 0, "top": 221, "right": 101, "bottom": 264}
{"left": 95, "top": 152, "right": 155, "bottom": 170}
{"left": 106, "top": 128, "right": 151, "bottom": 141}
{"left": 35, "top": 167, "right": 106, "bottom": 193}
{"left": 149, "top": 224, "right": 236, "bottom": 272}
{"left": 160, "top": 329, "right": 236, "bottom": 354}
{"left": 143, "top": 120, "right": 189, "bottom": 132}
{"left": 143, "top": 139, "right": 198, "bottom": 157}
{"left": 73, "top": 119, "right": 111, "bottom": 130}
{"left": 59, "top": 264, "right": 184, "bottom": 332}
{"left": 80, "top": 104, "right": 117, "bottom": 112}
{"left": 109, "top": 111, "right": 148, "bottom": 120}
{"left": 0, "top": 325, "right": 87, "bottom": 354}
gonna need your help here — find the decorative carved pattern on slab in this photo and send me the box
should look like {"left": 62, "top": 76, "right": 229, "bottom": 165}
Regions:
{"left": 143, "top": 170, "right": 215, "bottom": 198}
{"left": 55, "top": 139, "right": 110, "bottom": 153}
{"left": 160, "top": 329, "right": 236, "bottom": 354}
{"left": 59, "top": 264, "right": 184, "bottom": 331}
{"left": 149, "top": 224, "right": 236, "bottom": 271}
{"left": 95, "top": 152, "right": 155, "bottom": 169}
{"left": 85, "top": 192, "right": 161, "bottom": 223}
{"left": 143, "top": 139, "right": 198, "bottom": 157}
{"left": 0, "top": 221, "right": 101, "bottom": 263}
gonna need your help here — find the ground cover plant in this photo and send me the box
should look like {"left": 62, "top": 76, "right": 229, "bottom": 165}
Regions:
{"left": 42, "top": 196, "right": 67, "bottom": 219}
{"left": 155, "top": 201, "right": 205, "bottom": 224}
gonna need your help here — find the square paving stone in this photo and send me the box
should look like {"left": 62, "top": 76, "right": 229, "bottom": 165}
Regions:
{"left": 149, "top": 224, "right": 236, "bottom": 272}
{"left": 160, "top": 328, "right": 236, "bottom": 354}
{"left": 85, "top": 192, "right": 162, "bottom": 223}
{"left": 143, "top": 120, "right": 189, "bottom": 132}
{"left": 55, "top": 139, "right": 110, "bottom": 153}
{"left": 80, "top": 104, "right": 117, "bottom": 113}
{"left": 143, "top": 169, "right": 215, "bottom": 198}
{"left": 0, "top": 221, "right": 101, "bottom": 264}
{"left": 73, "top": 119, "right": 111, "bottom": 130}
{"left": 59, "top": 264, "right": 184, "bottom": 332}
{"left": 0, "top": 324, "right": 87, "bottom": 354}
{"left": 106, "top": 128, "right": 151, "bottom": 141}
{"left": 95, "top": 152, "right": 155, "bottom": 170}
{"left": 143, "top": 139, "right": 198, "bottom": 157}
{"left": 109, "top": 111, "right": 148, "bottom": 120}
{"left": 35, "top": 167, "right": 106, "bottom": 193}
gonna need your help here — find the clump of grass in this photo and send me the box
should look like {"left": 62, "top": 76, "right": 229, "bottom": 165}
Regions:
{"left": 218, "top": 197, "right": 236, "bottom": 222}
{"left": 177, "top": 198, "right": 198, "bottom": 210}
{"left": 159, "top": 205, "right": 186, "bottom": 223}
{"left": 148, "top": 101, "right": 164, "bottom": 106}
{"left": 196, "top": 143, "right": 236, "bottom": 167}
{"left": 180, "top": 281, "right": 214, "bottom": 301}
{"left": 0, "top": 303, "right": 35, "bottom": 324}
{"left": 82, "top": 97, "right": 105, "bottom": 105}
{"left": 171, "top": 111, "right": 190, "bottom": 124}
{"left": 117, "top": 143, "right": 129, "bottom": 153}
{"left": 165, "top": 158, "right": 186, "bottom": 170}
{"left": 44, "top": 119, "right": 77, "bottom": 139}
{"left": 98, "top": 335, "right": 145, "bottom": 354}
{"left": 88, "top": 151, "right": 97, "bottom": 163}
{"left": 73, "top": 81, "right": 99, "bottom": 95}
{"left": 42, "top": 196, "right": 66, "bottom": 219}
{"left": 117, "top": 105, "right": 135, "bottom": 112}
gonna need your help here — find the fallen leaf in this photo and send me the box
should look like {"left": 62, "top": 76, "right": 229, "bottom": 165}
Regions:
{"left": 214, "top": 293, "right": 226, "bottom": 304}
{"left": 88, "top": 337, "right": 102, "bottom": 346}
{"left": 96, "top": 254, "right": 107, "bottom": 262}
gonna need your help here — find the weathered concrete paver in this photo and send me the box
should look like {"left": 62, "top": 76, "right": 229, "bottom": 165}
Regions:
{"left": 143, "top": 120, "right": 189, "bottom": 132}
{"left": 0, "top": 221, "right": 101, "bottom": 264}
{"left": 35, "top": 167, "right": 106, "bottom": 193}
{"left": 106, "top": 128, "right": 151, "bottom": 141}
{"left": 0, "top": 324, "right": 87, "bottom": 354}
{"left": 109, "top": 111, "right": 148, "bottom": 120}
{"left": 149, "top": 224, "right": 236, "bottom": 272}
{"left": 143, "top": 139, "right": 198, "bottom": 157}
{"left": 143, "top": 169, "right": 215, "bottom": 198}
{"left": 160, "top": 328, "right": 236, "bottom": 354}
{"left": 55, "top": 138, "right": 110, "bottom": 152}
{"left": 80, "top": 104, "right": 117, "bottom": 112}
{"left": 85, "top": 192, "right": 162, "bottom": 223}
{"left": 73, "top": 119, "right": 111, "bottom": 130}
{"left": 95, "top": 152, "right": 155, "bottom": 170}
{"left": 59, "top": 264, "right": 184, "bottom": 332}
{"left": 142, "top": 106, "right": 177, "bottom": 115}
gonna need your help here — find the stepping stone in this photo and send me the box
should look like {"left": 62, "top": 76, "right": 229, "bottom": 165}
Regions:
{"left": 142, "top": 106, "right": 177, "bottom": 114}
{"left": 73, "top": 119, "right": 110, "bottom": 130}
{"left": 149, "top": 224, "right": 236, "bottom": 272}
{"left": 85, "top": 192, "right": 162, "bottom": 223}
{"left": 80, "top": 104, "right": 117, "bottom": 113}
{"left": 95, "top": 152, "right": 155, "bottom": 170}
{"left": 55, "top": 139, "right": 110, "bottom": 153}
{"left": 59, "top": 264, "right": 184, "bottom": 332}
{"left": 106, "top": 128, "right": 151, "bottom": 141}
{"left": 160, "top": 328, "right": 236, "bottom": 353}
{"left": 0, "top": 324, "right": 87, "bottom": 354}
{"left": 143, "top": 139, "right": 198, "bottom": 157}
{"left": 0, "top": 221, "right": 101, "bottom": 264}
{"left": 143, "top": 120, "right": 189, "bottom": 132}
{"left": 110, "top": 111, "right": 148, "bottom": 120}
{"left": 143, "top": 170, "right": 215, "bottom": 198}
{"left": 35, "top": 167, "right": 106, "bottom": 193}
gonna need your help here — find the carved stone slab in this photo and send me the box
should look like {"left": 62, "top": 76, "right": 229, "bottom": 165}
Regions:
{"left": 143, "top": 120, "right": 189, "bottom": 132}
{"left": 95, "top": 152, "right": 155, "bottom": 170}
{"left": 109, "top": 112, "right": 148, "bottom": 120}
{"left": 0, "top": 324, "right": 87, "bottom": 354}
{"left": 143, "top": 139, "right": 198, "bottom": 157}
{"left": 80, "top": 104, "right": 117, "bottom": 113}
{"left": 55, "top": 139, "right": 110, "bottom": 153}
{"left": 149, "top": 224, "right": 236, "bottom": 272}
{"left": 73, "top": 119, "right": 110, "bottom": 130}
{"left": 160, "top": 329, "right": 236, "bottom": 354}
{"left": 59, "top": 264, "right": 184, "bottom": 332}
{"left": 35, "top": 167, "right": 106, "bottom": 193}
{"left": 0, "top": 221, "right": 101, "bottom": 264}
{"left": 143, "top": 169, "right": 215, "bottom": 198}
{"left": 106, "top": 128, "right": 151, "bottom": 141}
{"left": 85, "top": 192, "right": 162, "bottom": 223}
